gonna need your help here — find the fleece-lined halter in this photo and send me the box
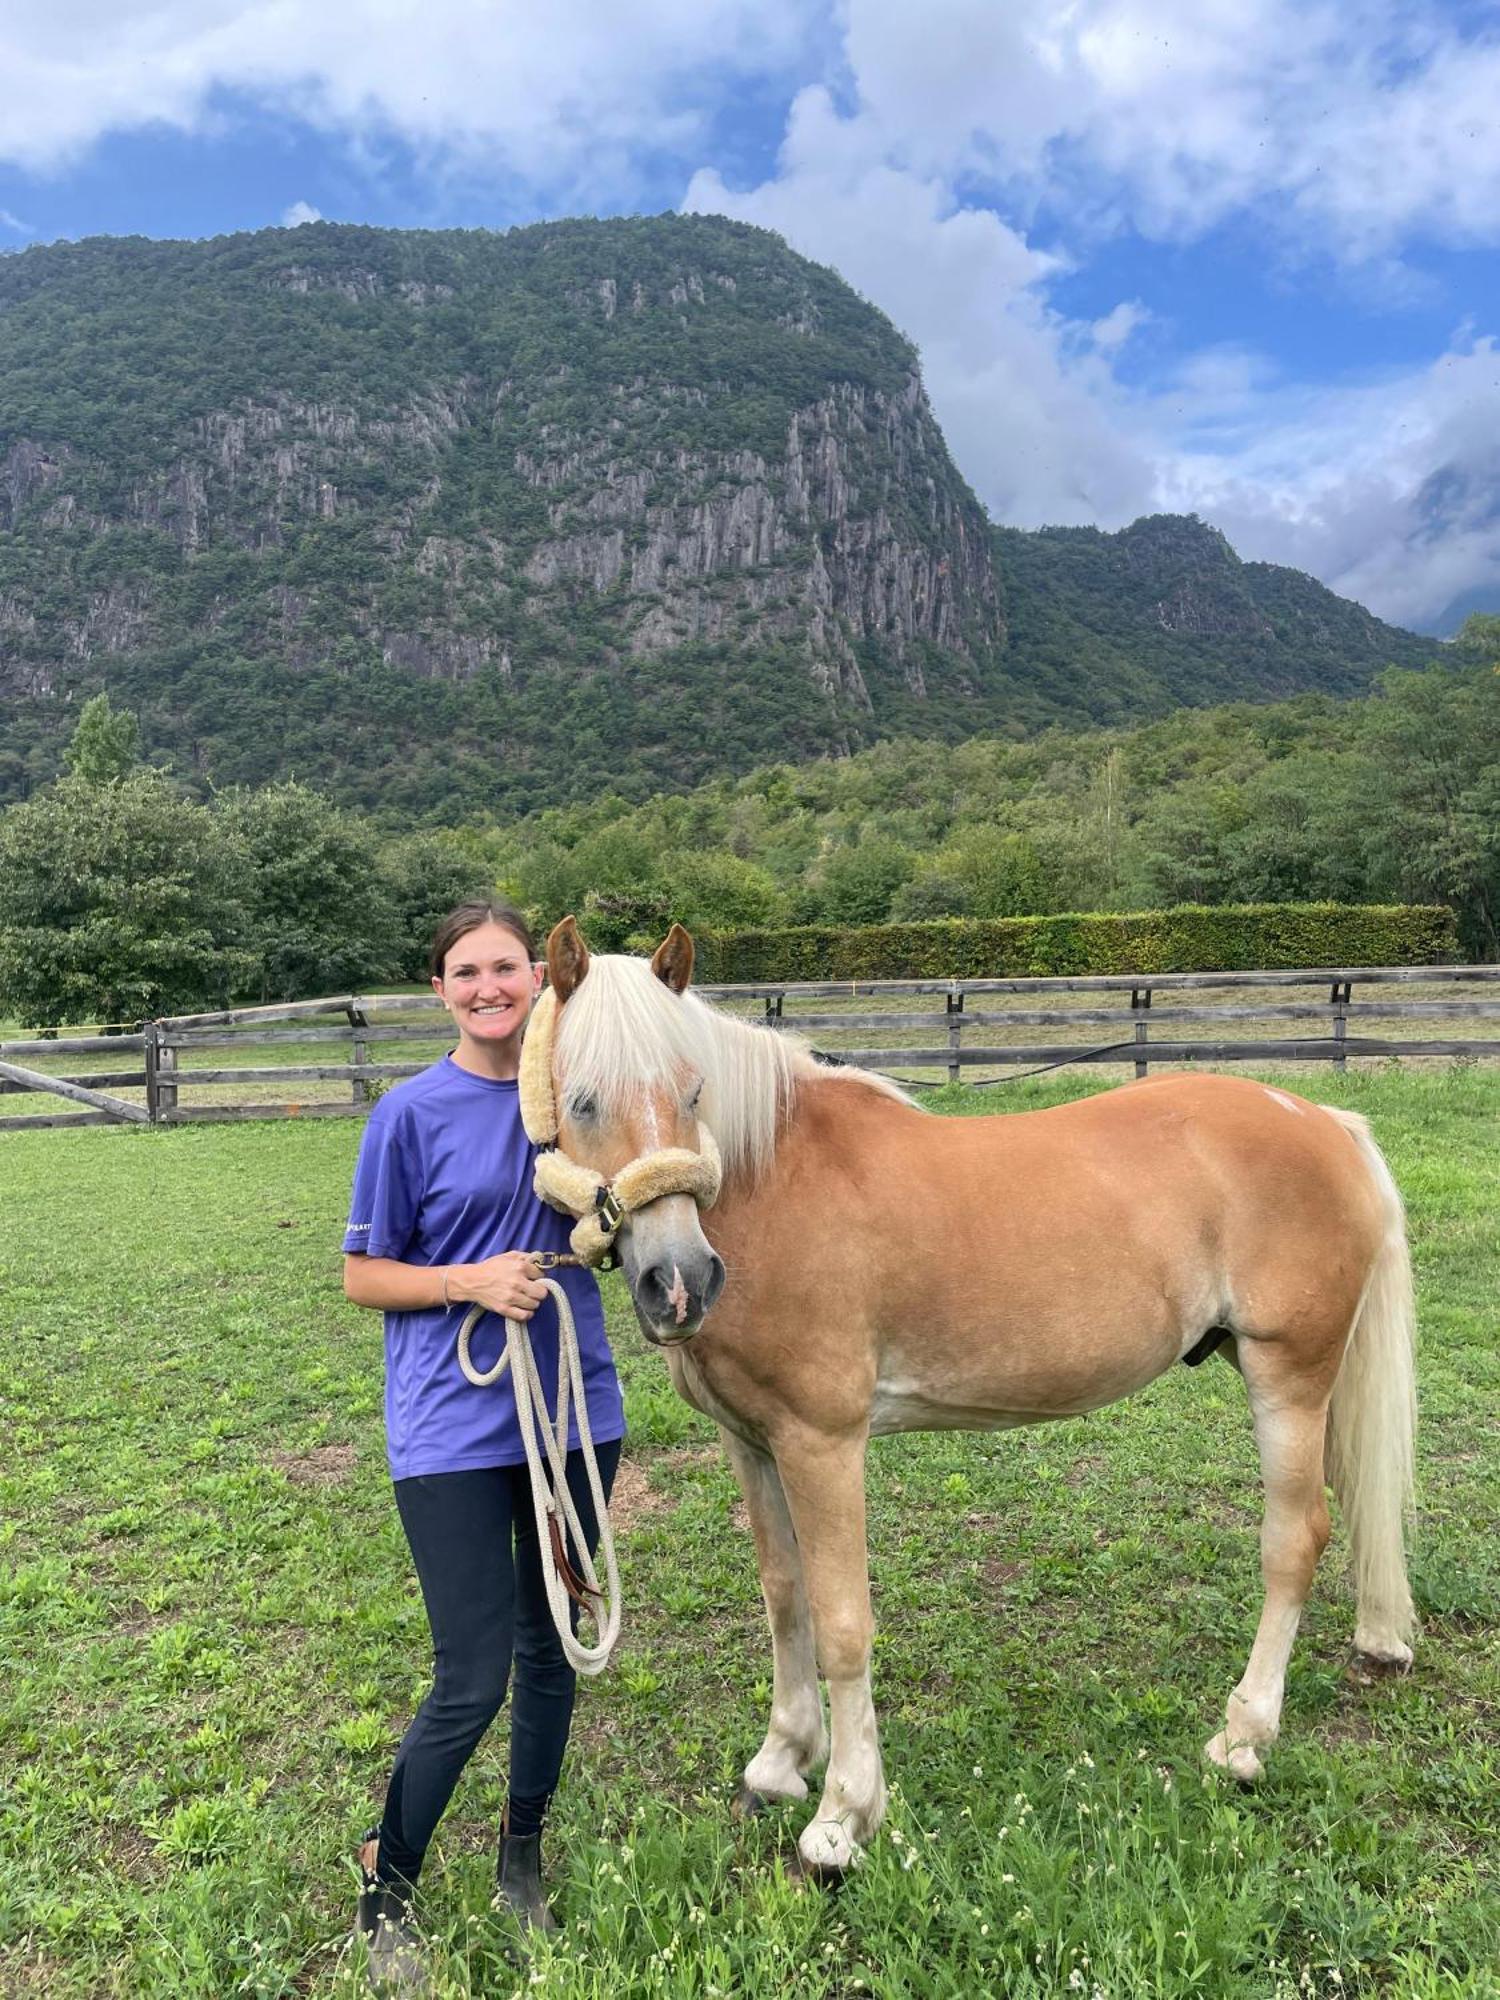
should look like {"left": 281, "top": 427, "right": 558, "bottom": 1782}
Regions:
{"left": 517, "top": 986, "right": 723, "bottom": 1265}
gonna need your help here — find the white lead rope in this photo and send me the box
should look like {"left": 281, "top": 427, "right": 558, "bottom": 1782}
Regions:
{"left": 455, "top": 1280, "right": 622, "bottom": 1676}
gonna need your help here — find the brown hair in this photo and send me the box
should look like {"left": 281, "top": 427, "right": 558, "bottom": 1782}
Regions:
{"left": 429, "top": 900, "right": 538, "bottom": 980}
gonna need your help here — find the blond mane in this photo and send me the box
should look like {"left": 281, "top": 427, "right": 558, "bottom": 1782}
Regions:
{"left": 550, "top": 954, "right": 907, "bottom": 1183}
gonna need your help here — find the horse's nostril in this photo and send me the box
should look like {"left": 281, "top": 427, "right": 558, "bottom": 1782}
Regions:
{"left": 703, "top": 1253, "right": 726, "bottom": 1314}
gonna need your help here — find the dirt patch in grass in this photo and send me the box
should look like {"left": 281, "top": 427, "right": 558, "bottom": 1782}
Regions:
{"left": 608, "top": 1457, "right": 673, "bottom": 1533}
{"left": 1065, "top": 1455, "right": 1108, "bottom": 1488}
{"left": 982, "top": 1556, "right": 1026, "bottom": 1591}
{"left": 0, "top": 1949, "right": 76, "bottom": 1995}
{"left": 270, "top": 1444, "right": 357, "bottom": 1487}
{"left": 611, "top": 1444, "right": 726, "bottom": 1533}
{"left": 655, "top": 1443, "right": 723, "bottom": 1479}
{"left": 116, "top": 1605, "right": 174, "bottom": 1639}
{"left": 100, "top": 1821, "right": 164, "bottom": 1884}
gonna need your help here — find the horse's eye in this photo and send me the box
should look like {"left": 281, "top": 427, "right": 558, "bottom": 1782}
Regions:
{"left": 686, "top": 1081, "right": 703, "bottom": 1112}
{"left": 568, "top": 1093, "right": 598, "bottom": 1122}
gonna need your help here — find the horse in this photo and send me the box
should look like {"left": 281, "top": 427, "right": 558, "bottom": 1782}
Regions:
{"left": 538, "top": 917, "right": 1417, "bottom": 1874}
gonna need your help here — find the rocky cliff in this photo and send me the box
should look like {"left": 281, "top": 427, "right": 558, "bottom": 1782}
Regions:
{"left": 0, "top": 218, "right": 1006, "bottom": 811}
{"left": 0, "top": 220, "right": 1432, "bottom": 817}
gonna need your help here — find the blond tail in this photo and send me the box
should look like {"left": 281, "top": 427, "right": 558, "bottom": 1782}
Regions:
{"left": 1323, "top": 1108, "right": 1418, "bottom": 1662}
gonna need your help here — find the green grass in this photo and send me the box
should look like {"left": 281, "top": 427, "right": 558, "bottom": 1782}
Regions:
{"left": 2, "top": 1066, "right": 1497, "bottom": 1996}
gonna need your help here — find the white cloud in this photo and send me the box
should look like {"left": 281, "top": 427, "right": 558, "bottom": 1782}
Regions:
{"left": 837, "top": 0, "right": 1500, "bottom": 258}
{"left": 0, "top": 0, "right": 811, "bottom": 196}
{"left": 1, "top": 0, "right": 1494, "bottom": 626}
{"left": 0, "top": 207, "right": 34, "bottom": 234}
{"left": 679, "top": 5, "right": 1500, "bottom": 627}
{"left": 687, "top": 87, "right": 1154, "bottom": 529}
{"left": 1090, "top": 301, "right": 1150, "bottom": 353}
{"left": 280, "top": 198, "right": 321, "bottom": 227}
{"left": 1160, "top": 339, "right": 1500, "bottom": 630}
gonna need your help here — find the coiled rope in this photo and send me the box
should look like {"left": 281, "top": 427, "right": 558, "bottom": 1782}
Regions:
{"left": 456, "top": 1280, "right": 622, "bottom": 1676}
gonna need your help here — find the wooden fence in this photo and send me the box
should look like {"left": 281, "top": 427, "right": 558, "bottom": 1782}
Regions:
{"left": 4, "top": 963, "right": 1500, "bottom": 1131}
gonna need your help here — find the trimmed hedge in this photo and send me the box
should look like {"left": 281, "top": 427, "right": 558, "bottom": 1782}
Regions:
{"left": 694, "top": 903, "right": 1459, "bottom": 983}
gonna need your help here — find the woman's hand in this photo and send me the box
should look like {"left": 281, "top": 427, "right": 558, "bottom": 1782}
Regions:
{"left": 451, "top": 1252, "right": 550, "bottom": 1322}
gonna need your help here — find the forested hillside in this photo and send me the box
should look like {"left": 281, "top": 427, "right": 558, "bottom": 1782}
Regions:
{"left": 485, "top": 627, "right": 1500, "bottom": 962}
{"left": 0, "top": 218, "right": 1435, "bottom": 818}
{"left": 5, "top": 631, "right": 1496, "bottom": 1026}
{"left": 991, "top": 515, "right": 1434, "bottom": 724}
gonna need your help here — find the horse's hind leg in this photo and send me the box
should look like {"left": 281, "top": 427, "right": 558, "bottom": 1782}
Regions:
{"left": 1206, "top": 1352, "right": 1332, "bottom": 1782}
{"left": 718, "top": 1426, "right": 827, "bottom": 1807}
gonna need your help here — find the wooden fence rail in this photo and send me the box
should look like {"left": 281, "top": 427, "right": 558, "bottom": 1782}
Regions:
{"left": 3, "top": 964, "right": 1499, "bottom": 1131}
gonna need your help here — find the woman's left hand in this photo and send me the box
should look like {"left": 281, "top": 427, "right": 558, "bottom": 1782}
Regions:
{"left": 450, "top": 1252, "right": 551, "bottom": 1321}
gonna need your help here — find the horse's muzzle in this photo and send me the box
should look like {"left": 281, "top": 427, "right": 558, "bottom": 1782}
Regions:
{"left": 630, "top": 1247, "right": 725, "bottom": 1343}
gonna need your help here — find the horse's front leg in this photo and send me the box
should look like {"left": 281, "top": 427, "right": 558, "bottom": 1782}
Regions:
{"left": 773, "top": 1424, "right": 885, "bottom": 1873}
{"left": 717, "top": 1425, "right": 827, "bottom": 1807}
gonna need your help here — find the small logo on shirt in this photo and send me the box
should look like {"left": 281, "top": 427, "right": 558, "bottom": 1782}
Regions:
{"left": 347, "top": 1221, "right": 372, "bottom": 1233}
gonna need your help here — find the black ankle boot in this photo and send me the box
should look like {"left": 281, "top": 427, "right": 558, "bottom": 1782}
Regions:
{"left": 354, "top": 1878, "right": 429, "bottom": 1992}
{"left": 497, "top": 1828, "right": 559, "bottom": 1933}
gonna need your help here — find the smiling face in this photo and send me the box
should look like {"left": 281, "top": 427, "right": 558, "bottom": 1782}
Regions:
{"left": 433, "top": 919, "right": 544, "bottom": 1071}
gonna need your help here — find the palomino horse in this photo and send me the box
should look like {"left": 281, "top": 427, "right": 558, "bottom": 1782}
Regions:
{"left": 540, "top": 919, "right": 1417, "bottom": 1873}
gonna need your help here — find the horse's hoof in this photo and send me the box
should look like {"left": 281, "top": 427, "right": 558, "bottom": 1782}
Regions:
{"left": 1204, "top": 1731, "right": 1264, "bottom": 1783}
{"left": 785, "top": 1847, "right": 848, "bottom": 1891}
{"left": 732, "top": 1786, "right": 770, "bottom": 1820}
{"left": 796, "top": 1818, "right": 860, "bottom": 1875}
{"left": 1347, "top": 1648, "right": 1413, "bottom": 1684}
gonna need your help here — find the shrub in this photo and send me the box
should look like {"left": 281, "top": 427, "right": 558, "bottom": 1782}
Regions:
{"left": 694, "top": 902, "right": 1458, "bottom": 983}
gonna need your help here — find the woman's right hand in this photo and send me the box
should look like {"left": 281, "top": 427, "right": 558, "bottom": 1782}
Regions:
{"left": 452, "top": 1252, "right": 550, "bottom": 1322}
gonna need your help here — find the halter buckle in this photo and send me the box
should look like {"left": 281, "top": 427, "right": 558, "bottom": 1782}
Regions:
{"left": 594, "top": 1185, "right": 624, "bottom": 1235}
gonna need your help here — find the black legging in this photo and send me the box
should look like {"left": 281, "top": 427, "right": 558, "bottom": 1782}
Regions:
{"left": 375, "top": 1439, "right": 621, "bottom": 1889}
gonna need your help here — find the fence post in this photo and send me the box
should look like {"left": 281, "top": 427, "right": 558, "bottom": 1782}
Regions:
{"left": 1330, "top": 979, "right": 1352, "bottom": 1071}
{"left": 947, "top": 985, "right": 964, "bottom": 1086}
{"left": 1132, "top": 987, "right": 1152, "bottom": 1079}
{"left": 764, "top": 992, "right": 784, "bottom": 1028}
{"left": 153, "top": 1028, "right": 178, "bottom": 1121}
{"left": 144, "top": 1021, "right": 160, "bottom": 1126}
{"left": 348, "top": 1005, "right": 369, "bottom": 1107}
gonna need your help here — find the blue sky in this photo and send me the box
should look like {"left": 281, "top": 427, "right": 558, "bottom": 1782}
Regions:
{"left": 2, "top": 0, "right": 1498, "bottom": 633}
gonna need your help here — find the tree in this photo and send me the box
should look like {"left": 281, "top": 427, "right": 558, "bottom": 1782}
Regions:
{"left": 217, "top": 782, "right": 402, "bottom": 1000}
{"left": 0, "top": 772, "right": 253, "bottom": 1027}
{"left": 1362, "top": 666, "right": 1500, "bottom": 958}
{"left": 806, "top": 836, "right": 917, "bottom": 926}
{"left": 376, "top": 831, "right": 489, "bottom": 979}
{"left": 928, "top": 826, "right": 1051, "bottom": 918}
{"left": 62, "top": 692, "right": 141, "bottom": 783}
{"left": 658, "top": 849, "right": 788, "bottom": 932}
{"left": 1451, "top": 611, "right": 1500, "bottom": 665}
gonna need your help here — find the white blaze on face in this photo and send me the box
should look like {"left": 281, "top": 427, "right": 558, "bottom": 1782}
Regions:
{"left": 666, "top": 1265, "right": 690, "bottom": 1326}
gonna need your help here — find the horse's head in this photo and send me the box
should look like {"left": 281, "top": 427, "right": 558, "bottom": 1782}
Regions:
{"left": 543, "top": 916, "right": 726, "bottom": 1345}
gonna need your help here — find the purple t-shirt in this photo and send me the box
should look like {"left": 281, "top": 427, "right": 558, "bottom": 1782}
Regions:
{"left": 343, "top": 1055, "right": 625, "bottom": 1481}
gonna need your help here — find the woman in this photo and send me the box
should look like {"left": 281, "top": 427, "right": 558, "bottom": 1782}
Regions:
{"left": 342, "top": 900, "right": 624, "bottom": 1981}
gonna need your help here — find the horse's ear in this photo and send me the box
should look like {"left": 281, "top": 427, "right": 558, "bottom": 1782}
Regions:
{"left": 546, "top": 916, "right": 590, "bottom": 1003}
{"left": 651, "top": 922, "right": 695, "bottom": 994}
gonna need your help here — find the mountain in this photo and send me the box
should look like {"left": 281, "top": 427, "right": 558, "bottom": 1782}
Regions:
{"left": 989, "top": 515, "right": 1435, "bottom": 726}
{"left": 0, "top": 217, "right": 1437, "bottom": 818}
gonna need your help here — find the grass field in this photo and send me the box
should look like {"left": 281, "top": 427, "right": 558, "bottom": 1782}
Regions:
{"left": 2, "top": 1065, "right": 1497, "bottom": 1997}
